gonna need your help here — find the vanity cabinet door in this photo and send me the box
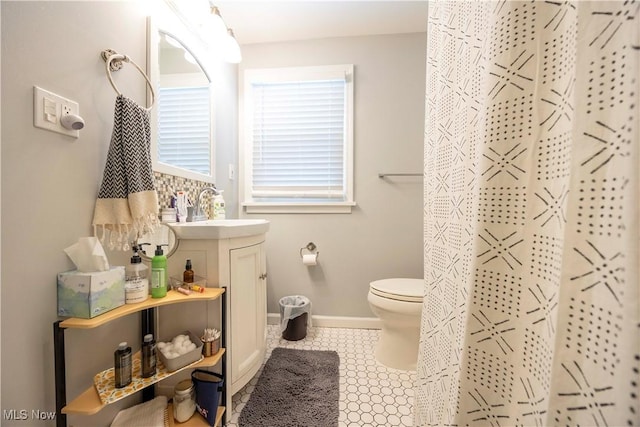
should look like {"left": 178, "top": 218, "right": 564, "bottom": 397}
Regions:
{"left": 229, "top": 243, "right": 267, "bottom": 393}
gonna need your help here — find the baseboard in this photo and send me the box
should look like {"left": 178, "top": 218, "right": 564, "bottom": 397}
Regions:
{"left": 267, "top": 313, "right": 381, "bottom": 329}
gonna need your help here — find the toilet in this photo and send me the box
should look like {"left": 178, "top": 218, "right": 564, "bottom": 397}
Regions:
{"left": 368, "top": 278, "right": 423, "bottom": 371}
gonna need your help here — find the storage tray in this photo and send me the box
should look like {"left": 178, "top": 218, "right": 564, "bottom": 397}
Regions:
{"left": 158, "top": 330, "right": 204, "bottom": 372}
{"left": 169, "top": 275, "right": 207, "bottom": 291}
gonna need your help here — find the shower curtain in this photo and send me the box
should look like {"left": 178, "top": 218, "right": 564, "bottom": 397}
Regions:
{"left": 415, "top": 1, "right": 638, "bottom": 426}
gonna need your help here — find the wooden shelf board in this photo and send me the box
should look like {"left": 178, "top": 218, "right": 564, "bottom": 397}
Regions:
{"left": 62, "top": 349, "right": 225, "bottom": 416}
{"left": 61, "top": 386, "right": 104, "bottom": 416}
{"left": 191, "top": 349, "right": 224, "bottom": 368}
{"left": 60, "top": 288, "right": 225, "bottom": 329}
{"left": 167, "top": 405, "right": 225, "bottom": 427}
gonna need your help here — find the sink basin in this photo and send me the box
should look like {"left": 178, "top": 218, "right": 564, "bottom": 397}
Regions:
{"left": 168, "top": 219, "right": 270, "bottom": 240}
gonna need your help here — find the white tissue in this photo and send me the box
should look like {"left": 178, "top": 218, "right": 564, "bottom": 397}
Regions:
{"left": 64, "top": 237, "right": 110, "bottom": 272}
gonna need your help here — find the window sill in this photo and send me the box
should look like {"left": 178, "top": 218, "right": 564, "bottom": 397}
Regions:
{"left": 243, "top": 201, "right": 356, "bottom": 214}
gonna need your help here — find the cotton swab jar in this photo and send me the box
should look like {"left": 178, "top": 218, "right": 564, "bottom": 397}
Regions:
{"left": 173, "top": 379, "right": 196, "bottom": 422}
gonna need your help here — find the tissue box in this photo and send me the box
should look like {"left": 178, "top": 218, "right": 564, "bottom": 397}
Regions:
{"left": 57, "top": 267, "right": 125, "bottom": 319}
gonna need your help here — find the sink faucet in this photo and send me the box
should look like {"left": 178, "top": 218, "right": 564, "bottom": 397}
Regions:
{"left": 190, "top": 186, "right": 221, "bottom": 222}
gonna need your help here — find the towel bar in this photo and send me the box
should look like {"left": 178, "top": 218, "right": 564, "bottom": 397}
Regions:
{"left": 378, "top": 173, "right": 422, "bottom": 178}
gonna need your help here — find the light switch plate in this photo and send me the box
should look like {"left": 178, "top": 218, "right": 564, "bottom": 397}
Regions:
{"left": 33, "top": 86, "right": 80, "bottom": 138}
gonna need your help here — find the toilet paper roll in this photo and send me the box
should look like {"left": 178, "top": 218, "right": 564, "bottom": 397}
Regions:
{"left": 302, "top": 253, "right": 318, "bottom": 266}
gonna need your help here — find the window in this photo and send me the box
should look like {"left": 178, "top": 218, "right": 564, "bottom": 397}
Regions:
{"left": 242, "top": 65, "right": 355, "bottom": 213}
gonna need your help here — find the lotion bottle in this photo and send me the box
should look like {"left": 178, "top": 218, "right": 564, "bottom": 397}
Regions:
{"left": 151, "top": 245, "right": 168, "bottom": 298}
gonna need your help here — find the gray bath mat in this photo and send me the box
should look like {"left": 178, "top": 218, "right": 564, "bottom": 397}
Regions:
{"left": 238, "top": 347, "right": 340, "bottom": 427}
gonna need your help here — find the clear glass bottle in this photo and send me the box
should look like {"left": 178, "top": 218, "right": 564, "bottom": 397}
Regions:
{"left": 173, "top": 379, "right": 196, "bottom": 422}
{"left": 125, "top": 245, "right": 149, "bottom": 304}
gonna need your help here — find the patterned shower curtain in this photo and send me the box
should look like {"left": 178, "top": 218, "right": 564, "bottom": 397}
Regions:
{"left": 415, "top": 1, "right": 638, "bottom": 426}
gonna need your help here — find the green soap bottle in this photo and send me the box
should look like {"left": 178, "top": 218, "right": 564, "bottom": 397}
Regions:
{"left": 151, "top": 245, "right": 168, "bottom": 298}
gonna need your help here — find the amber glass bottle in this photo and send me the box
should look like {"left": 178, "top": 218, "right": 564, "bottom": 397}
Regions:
{"left": 183, "top": 259, "right": 194, "bottom": 283}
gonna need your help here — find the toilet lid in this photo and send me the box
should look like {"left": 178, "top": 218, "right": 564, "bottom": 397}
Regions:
{"left": 370, "top": 278, "right": 423, "bottom": 303}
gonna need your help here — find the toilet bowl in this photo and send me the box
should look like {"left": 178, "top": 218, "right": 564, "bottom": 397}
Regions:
{"left": 368, "top": 278, "right": 423, "bottom": 371}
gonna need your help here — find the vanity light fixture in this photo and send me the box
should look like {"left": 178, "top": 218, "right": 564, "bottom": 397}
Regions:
{"left": 208, "top": 3, "right": 242, "bottom": 63}
{"left": 223, "top": 28, "right": 242, "bottom": 63}
{"left": 178, "top": 0, "right": 211, "bottom": 27}
{"left": 166, "top": 0, "right": 242, "bottom": 63}
{"left": 208, "top": 6, "right": 228, "bottom": 42}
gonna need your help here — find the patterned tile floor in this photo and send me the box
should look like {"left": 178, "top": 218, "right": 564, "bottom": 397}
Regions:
{"left": 226, "top": 325, "right": 415, "bottom": 426}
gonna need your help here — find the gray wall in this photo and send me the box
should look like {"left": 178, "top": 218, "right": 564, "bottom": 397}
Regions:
{"left": 2, "top": 2, "right": 149, "bottom": 426}
{"left": 239, "top": 33, "right": 426, "bottom": 317}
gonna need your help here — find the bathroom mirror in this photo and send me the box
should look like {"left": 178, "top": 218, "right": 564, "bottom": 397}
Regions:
{"left": 137, "top": 223, "right": 179, "bottom": 260}
{"left": 147, "top": 16, "right": 215, "bottom": 183}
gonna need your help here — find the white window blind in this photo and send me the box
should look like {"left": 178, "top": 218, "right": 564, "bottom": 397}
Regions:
{"left": 251, "top": 79, "right": 346, "bottom": 201}
{"left": 244, "top": 65, "right": 354, "bottom": 212}
{"left": 158, "top": 85, "right": 211, "bottom": 175}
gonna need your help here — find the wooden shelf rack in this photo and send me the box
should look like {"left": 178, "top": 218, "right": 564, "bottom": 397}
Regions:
{"left": 53, "top": 287, "right": 227, "bottom": 427}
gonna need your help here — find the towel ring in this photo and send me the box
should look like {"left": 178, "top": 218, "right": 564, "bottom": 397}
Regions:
{"left": 100, "top": 49, "right": 155, "bottom": 110}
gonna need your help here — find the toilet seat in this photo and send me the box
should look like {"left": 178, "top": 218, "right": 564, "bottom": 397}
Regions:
{"left": 369, "top": 278, "right": 422, "bottom": 303}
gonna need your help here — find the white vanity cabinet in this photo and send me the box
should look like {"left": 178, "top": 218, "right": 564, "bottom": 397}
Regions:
{"left": 169, "top": 226, "right": 268, "bottom": 414}
{"left": 228, "top": 242, "right": 267, "bottom": 394}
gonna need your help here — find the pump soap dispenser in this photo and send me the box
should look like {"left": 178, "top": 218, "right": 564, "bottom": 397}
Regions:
{"left": 151, "top": 244, "right": 168, "bottom": 298}
{"left": 125, "top": 245, "right": 149, "bottom": 304}
{"left": 212, "top": 191, "right": 226, "bottom": 219}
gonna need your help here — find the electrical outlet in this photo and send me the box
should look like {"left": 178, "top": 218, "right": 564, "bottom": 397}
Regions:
{"left": 33, "top": 86, "right": 80, "bottom": 138}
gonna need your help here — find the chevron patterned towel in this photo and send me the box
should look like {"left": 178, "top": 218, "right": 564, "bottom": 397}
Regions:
{"left": 93, "top": 95, "right": 159, "bottom": 250}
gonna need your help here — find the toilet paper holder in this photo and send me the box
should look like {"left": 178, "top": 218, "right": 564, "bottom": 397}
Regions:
{"left": 300, "top": 242, "right": 319, "bottom": 260}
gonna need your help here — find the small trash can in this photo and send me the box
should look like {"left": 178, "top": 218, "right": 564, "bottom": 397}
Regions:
{"left": 191, "top": 370, "right": 224, "bottom": 426}
{"left": 279, "top": 295, "right": 311, "bottom": 341}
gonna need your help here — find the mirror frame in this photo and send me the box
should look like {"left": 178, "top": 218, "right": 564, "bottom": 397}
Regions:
{"left": 137, "top": 223, "right": 180, "bottom": 261}
{"left": 146, "top": 14, "right": 216, "bottom": 184}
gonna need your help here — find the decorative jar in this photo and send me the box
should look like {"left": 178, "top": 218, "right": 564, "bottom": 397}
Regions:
{"left": 173, "top": 379, "right": 196, "bottom": 422}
